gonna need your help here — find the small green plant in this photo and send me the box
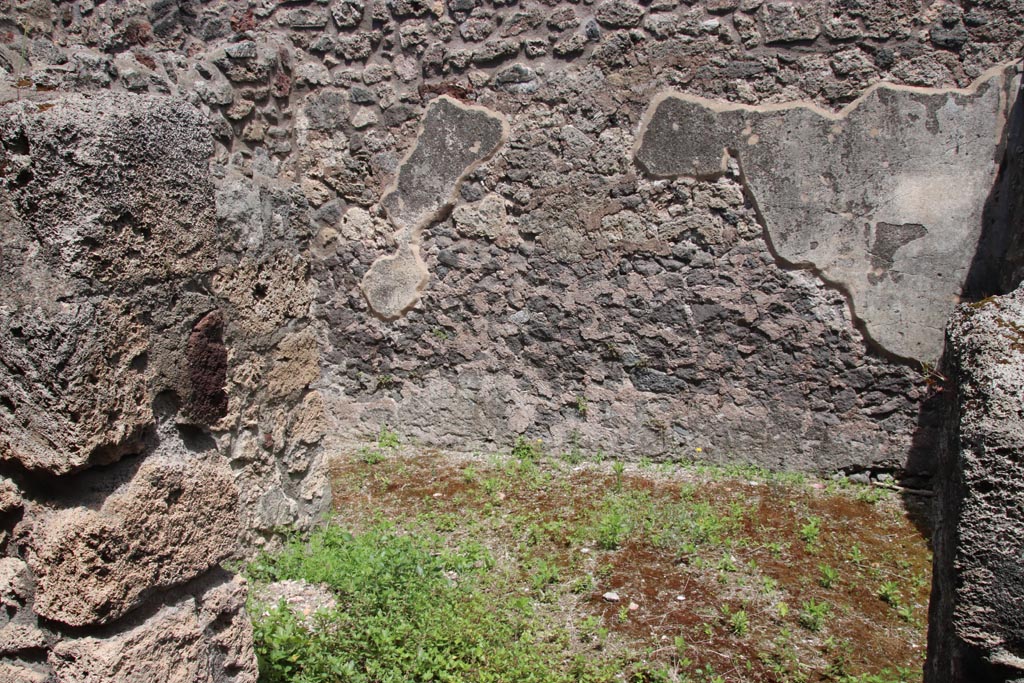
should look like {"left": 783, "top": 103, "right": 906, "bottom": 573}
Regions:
{"left": 897, "top": 604, "right": 916, "bottom": 623}
{"left": 570, "top": 574, "right": 596, "bottom": 594}
{"left": 512, "top": 435, "right": 544, "bottom": 463}
{"left": 359, "top": 446, "right": 385, "bottom": 464}
{"left": 775, "top": 601, "right": 790, "bottom": 619}
{"left": 359, "top": 425, "right": 400, "bottom": 464}
{"left": 847, "top": 544, "right": 866, "bottom": 565}
{"left": 798, "top": 599, "right": 831, "bottom": 632}
{"left": 855, "top": 485, "right": 885, "bottom": 504}
{"left": 799, "top": 516, "right": 822, "bottom": 549}
{"left": 529, "top": 558, "right": 561, "bottom": 593}
{"left": 612, "top": 460, "right": 625, "bottom": 491}
{"left": 564, "top": 430, "right": 585, "bottom": 464}
{"left": 575, "top": 395, "right": 589, "bottom": 417}
{"left": 819, "top": 563, "right": 840, "bottom": 588}
{"left": 377, "top": 424, "right": 400, "bottom": 450}
{"left": 878, "top": 581, "right": 902, "bottom": 607}
{"left": 578, "top": 615, "right": 607, "bottom": 644}
{"left": 729, "top": 609, "right": 749, "bottom": 637}
{"left": 595, "top": 502, "right": 631, "bottom": 550}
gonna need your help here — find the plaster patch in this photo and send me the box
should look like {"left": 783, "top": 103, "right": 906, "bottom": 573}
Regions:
{"left": 361, "top": 97, "right": 507, "bottom": 320}
{"left": 635, "top": 63, "right": 1017, "bottom": 361}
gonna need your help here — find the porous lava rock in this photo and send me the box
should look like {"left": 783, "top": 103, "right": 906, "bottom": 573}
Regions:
{"left": 927, "top": 286, "right": 1024, "bottom": 683}
{"left": 24, "top": 455, "right": 239, "bottom": 627}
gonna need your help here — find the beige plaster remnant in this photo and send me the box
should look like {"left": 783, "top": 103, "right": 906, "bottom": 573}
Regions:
{"left": 361, "top": 97, "right": 508, "bottom": 320}
{"left": 635, "top": 62, "right": 1018, "bottom": 362}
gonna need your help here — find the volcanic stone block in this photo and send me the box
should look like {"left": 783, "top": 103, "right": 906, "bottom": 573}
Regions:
{"left": 927, "top": 286, "right": 1024, "bottom": 682}
{"left": 0, "top": 94, "right": 217, "bottom": 290}
{"left": 361, "top": 244, "right": 430, "bottom": 320}
{"left": 0, "top": 93, "right": 218, "bottom": 475}
{"left": 25, "top": 456, "right": 239, "bottom": 627}
{"left": 50, "top": 578, "right": 256, "bottom": 683}
{"left": 636, "top": 64, "right": 1016, "bottom": 362}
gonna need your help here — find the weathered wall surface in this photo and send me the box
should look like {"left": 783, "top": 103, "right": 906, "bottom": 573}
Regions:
{"left": 0, "top": 0, "right": 1016, "bottom": 483}
{"left": 0, "top": 93, "right": 260, "bottom": 680}
{"left": 0, "top": 0, "right": 1022, "bottom": 678}
{"left": 635, "top": 65, "right": 1015, "bottom": 363}
{"left": 927, "top": 286, "right": 1024, "bottom": 683}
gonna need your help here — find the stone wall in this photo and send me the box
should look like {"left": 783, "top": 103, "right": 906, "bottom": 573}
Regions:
{"left": 1, "top": 0, "right": 1023, "bottom": 678}
{"left": 0, "top": 1, "right": 1018, "bottom": 479}
{"left": 0, "top": 92, "right": 260, "bottom": 681}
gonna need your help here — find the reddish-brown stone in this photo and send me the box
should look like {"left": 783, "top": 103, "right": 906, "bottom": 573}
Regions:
{"left": 186, "top": 310, "right": 228, "bottom": 425}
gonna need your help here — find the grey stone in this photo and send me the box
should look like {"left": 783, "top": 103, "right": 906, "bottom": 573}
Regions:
{"left": 553, "top": 33, "right": 588, "bottom": 57}
{"left": 760, "top": 1, "right": 820, "bottom": 43}
{"left": 927, "top": 287, "right": 1024, "bottom": 682}
{"left": 931, "top": 23, "right": 969, "bottom": 51}
{"left": 0, "top": 94, "right": 217, "bottom": 475}
{"left": 495, "top": 63, "right": 538, "bottom": 93}
{"left": 595, "top": 0, "right": 644, "bottom": 28}
{"left": 547, "top": 7, "right": 578, "bottom": 31}
{"left": 471, "top": 39, "right": 520, "bottom": 65}
{"left": 336, "top": 33, "right": 376, "bottom": 61}
{"left": 361, "top": 244, "right": 431, "bottom": 319}
{"left": 224, "top": 41, "right": 257, "bottom": 59}
{"left": 350, "top": 84, "right": 377, "bottom": 104}
{"left": 381, "top": 97, "right": 507, "bottom": 232}
{"left": 523, "top": 39, "right": 548, "bottom": 58}
{"left": 331, "top": 0, "right": 365, "bottom": 29}
{"left": 277, "top": 7, "right": 329, "bottom": 28}
{"left": 500, "top": 9, "right": 543, "bottom": 37}
{"left": 305, "top": 89, "right": 350, "bottom": 130}
{"left": 364, "top": 97, "right": 506, "bottom": 319}
{"left": 635, "top": 64, "right": 1016, "bottom": 362}
{"left": 460, "top": 17, "right": 496, "bottom": 42}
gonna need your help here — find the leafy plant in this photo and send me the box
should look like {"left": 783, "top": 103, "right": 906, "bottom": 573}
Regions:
{"left": 612, "top": 460, "right": 625, "bottom": 491}
{"left": 246, "top": 522, "right": 612, "bottom": 683}
{"left": 799, "top": 516, "right": 822, "bottom": 548}
{"left": 359, "top": 425, "right": 400, "bottom": 464}
{"left": 595, "top": 499, "right": 632, "bottom": 550}
{"left": 377, "top": 424, "right": 400, "bottom": 450}
{"left": 512, "top": 435, "right": 544, "bottom": 463}
{"left": 798, "top": 599, "right": 831, "bottom": 632}
{"left": 878, "top": 581, "right": 902, "bottom": 607}
{"left": 819, "top": 563, "right": 840, "bottom": 588}
{"left": 729, "top": 609, "right": 750, "bottom": 637}
{"left": 575, "top": 395, "right": 589, "bottom": 417}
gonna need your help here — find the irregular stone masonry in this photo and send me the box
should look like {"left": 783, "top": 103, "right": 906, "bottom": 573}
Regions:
{"left": 0, "top": 0, "right": 1022, "bottom": 680}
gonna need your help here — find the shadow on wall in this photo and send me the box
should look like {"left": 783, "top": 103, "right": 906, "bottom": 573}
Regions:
{"left": 964, "top": 64, "right": 1024, "bottom": 301}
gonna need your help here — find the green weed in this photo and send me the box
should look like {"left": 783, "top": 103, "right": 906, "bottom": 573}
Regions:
{"left": 798, "top": 599, "right": 831, "bottom": 632}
